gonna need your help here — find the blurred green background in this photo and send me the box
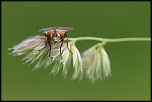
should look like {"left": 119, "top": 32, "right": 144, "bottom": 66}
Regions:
{"left": 2, "top": 1, "right": 150, "bottom": 101}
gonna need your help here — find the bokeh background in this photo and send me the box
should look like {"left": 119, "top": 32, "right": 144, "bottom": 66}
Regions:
{"left": 2, "top": 1, "right": 150, "bottom": 101}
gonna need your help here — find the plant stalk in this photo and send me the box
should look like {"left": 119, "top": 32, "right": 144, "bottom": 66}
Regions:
{"left": 67, "top": 37, "right": 151, "bottom": 43}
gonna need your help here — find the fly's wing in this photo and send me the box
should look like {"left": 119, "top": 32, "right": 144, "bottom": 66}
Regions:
{"left": 57, "top": 27, "right": 74, "bottom": 33}
{"left": 38, "top": 28, "right": 52, "bottom": 32}
{"left": 59, "top": 27, "right": 74, "bottom": 31}
{"left": 38, "top": 27, "right": 73, "bottom": 32}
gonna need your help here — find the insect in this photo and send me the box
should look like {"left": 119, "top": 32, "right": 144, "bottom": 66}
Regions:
{"left": 38, "top": 27, "right": 73, "bottom": 58}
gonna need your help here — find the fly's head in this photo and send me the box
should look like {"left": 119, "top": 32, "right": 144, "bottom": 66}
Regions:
{"left": 39, "top": 27, "right": 73, "bottom": 42}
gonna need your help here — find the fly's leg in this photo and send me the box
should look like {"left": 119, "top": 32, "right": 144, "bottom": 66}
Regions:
{"left": 66, "top": 35, "right": 73, "bottom": 54}
{"left": 47, "top": 40, "right": 52, "bottom": 57}
{"left": 39, "top": 35, "right": 47, "bottom": 51}
{"left": 60, "top": 40, "right": 63, "bottom": 59}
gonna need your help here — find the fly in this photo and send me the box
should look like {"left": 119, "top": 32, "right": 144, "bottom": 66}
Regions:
{"left": 38, "top": 27, "right": 73, "bottom": 58}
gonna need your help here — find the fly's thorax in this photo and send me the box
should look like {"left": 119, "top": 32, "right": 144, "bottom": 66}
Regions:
{"left": 51, "top": 29, "right": 67, "bottom": 42}
{"left": 52, "top": 32, "right": 62, "bottom": 42}
{"left": 44, "top": 30, "right": 62, "bottom": 42}
{"left": 43, "top": 28, "right": 68, "bottom": 42}
{"left": 55, "top": 29, "right": 66, "bottom": 39}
